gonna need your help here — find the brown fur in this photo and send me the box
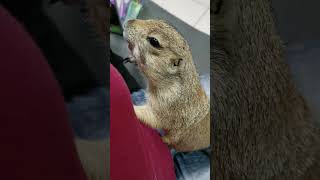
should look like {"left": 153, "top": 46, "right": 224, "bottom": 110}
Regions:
{"left": 124, "top": 19, "right": 210, "bottom": 152}
{"left": 212, "top": 0, "right": 320, "bottom": 179}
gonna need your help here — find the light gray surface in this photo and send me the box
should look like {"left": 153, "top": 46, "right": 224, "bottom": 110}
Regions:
{"left": 110, "top": 0, "right": 210, "bottom": 88}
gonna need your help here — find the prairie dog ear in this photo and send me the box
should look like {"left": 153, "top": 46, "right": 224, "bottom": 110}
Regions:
{"left": 168, "top": 58, "right": 184, "bottom": 74}
{"left": 171, "top": 58, "right": 183, "bottom": 67}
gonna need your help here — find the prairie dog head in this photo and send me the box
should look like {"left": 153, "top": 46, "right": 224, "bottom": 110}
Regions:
{"left": 123, "top": 19, "right": 194, "bottom": 84}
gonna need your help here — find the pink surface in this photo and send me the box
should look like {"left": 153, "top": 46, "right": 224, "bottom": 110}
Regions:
{"left": 0, "top": 5, "right": 87, "bottom": 180}
{"left": 110, "top": 65, "right": 176, "bottom": 180}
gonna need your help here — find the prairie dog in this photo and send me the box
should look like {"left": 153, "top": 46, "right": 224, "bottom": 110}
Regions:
{"left": 212, "top": 0, "right": 320, "bottom": 179}
{"left": 123, "top": 19, "right": 210, "bottom": 152}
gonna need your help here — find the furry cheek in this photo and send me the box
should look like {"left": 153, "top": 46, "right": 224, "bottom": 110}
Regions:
{"left": 132, "top": 46, "right": 140, "bottom": 61}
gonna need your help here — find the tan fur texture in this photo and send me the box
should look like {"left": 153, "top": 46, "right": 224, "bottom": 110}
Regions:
{"left": 212, "top": 0, "right": 320, "bottom": 179}
{"left": 123, "top": 19, "right": 210, "bottom": 152}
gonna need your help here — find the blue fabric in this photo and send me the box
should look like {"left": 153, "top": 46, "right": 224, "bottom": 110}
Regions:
{"left": 172, "top": 149, "right": 210, "bottom": 180}
{"left": 131, "top": 74, "right": 210, "bottom": 180}
{"left": 131, "top": 89, "right": 147, "bottom": 106}
{"left": 67, "top": 87, "right": 109, "bottom": 139}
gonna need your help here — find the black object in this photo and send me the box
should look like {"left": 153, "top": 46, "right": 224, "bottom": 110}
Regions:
{"left": 111, "top": 3, "right": 121, "bottom": 27}
{"left": 2, "top": 0, "right": 98, "bottom": 101}
{"left": 110, "top": 50, "right": 141, "bottom": 92}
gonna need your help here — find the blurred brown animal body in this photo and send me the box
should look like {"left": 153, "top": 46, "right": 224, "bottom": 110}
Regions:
{"left": 212, "top": 0, "right": 320, "bottom": 179}
{"left": 124, "top": 19, "right": 210, "bottom": 152}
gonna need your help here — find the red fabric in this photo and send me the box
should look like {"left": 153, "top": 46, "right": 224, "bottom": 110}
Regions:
{"left": 0, "top": 6, "right": 87, "bottom": 180}
{"left": 110, "top": 65, "right": 176, "bottom": 180}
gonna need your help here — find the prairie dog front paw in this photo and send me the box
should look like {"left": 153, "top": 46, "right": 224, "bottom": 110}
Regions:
{"left": 133, "top": 105, "right": 144, "bottom": 120}
{"left": 133, "top": 105, "right": 162, "bottom": 129}
{"left": 162, "top": 135, "right": 179, "bottom": 149}
{"left": 161, "top": 136, "right": 171, "bottom": 145}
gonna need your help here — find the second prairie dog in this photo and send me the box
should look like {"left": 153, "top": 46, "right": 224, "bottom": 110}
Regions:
{"left": 212, "top": 0, "right": 320, "bottom": 179}
{"left": 123, "top": 19, "right": 210, "bottom": 152}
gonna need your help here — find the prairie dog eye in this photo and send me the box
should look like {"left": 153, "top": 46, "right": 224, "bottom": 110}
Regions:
{"left": 147, "top": 37, "right": 161, "bottom": 48}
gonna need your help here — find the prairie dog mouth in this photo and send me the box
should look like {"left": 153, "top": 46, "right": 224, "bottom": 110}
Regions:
{"left": 123, "top": 29, "right": 141, "bottom": 65}
{"left": 123, "top": 40, "right": 137, "bottom": 65}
